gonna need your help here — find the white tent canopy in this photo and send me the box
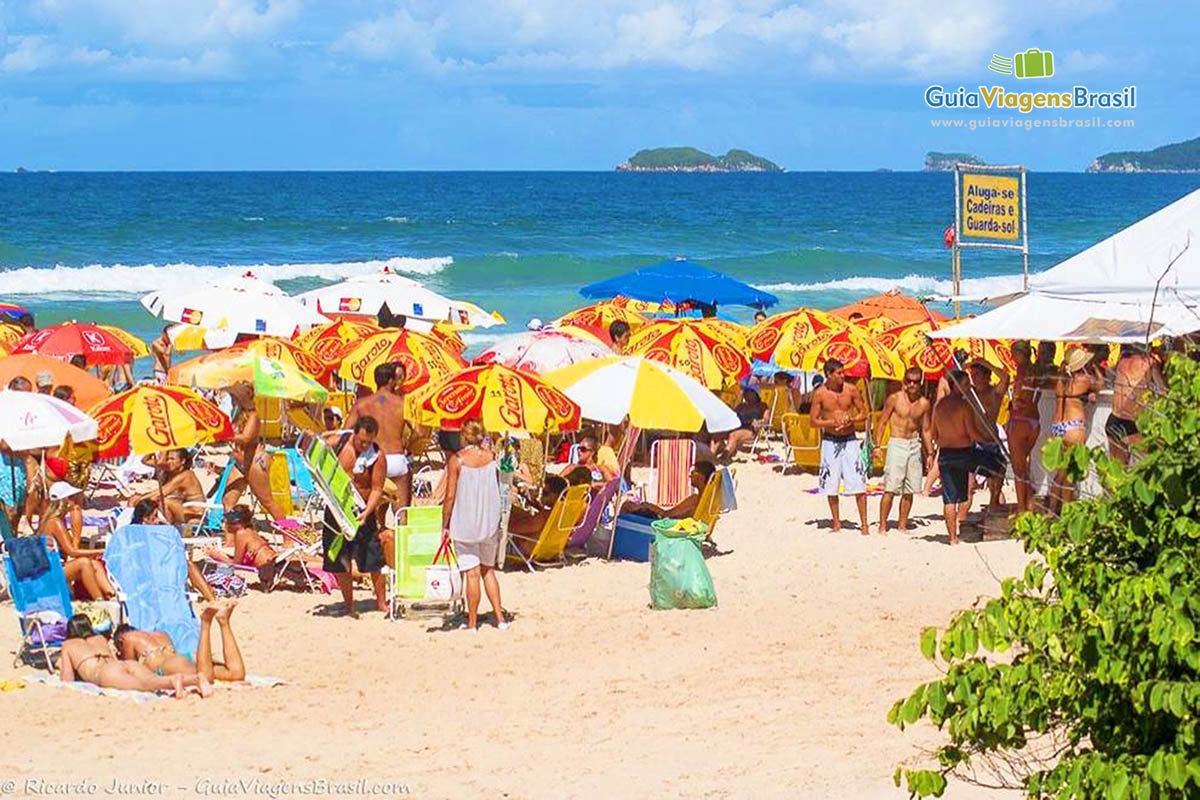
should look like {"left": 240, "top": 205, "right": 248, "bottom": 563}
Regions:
{"left": 933, "top": 188, "right": 1200, "bottom": 342}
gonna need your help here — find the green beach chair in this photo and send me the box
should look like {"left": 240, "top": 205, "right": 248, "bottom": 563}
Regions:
{"left": 389, "top": 505, "right": 444, "bottom": 617}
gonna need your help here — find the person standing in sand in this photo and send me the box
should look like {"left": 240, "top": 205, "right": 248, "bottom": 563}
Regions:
{"left": 932, "top": 371, "right": 990, "bottom": 545}
{"left": 810, "top": 359, "right": 869, "bottom": 533}
{"left": 966, "top": 360, "right": 1010, "bottom": 513}
{"left": 873, "top": 367, "right": 932, "bottom": 534}
{"left": 151, "top": 326, "right": 172, "bottom": 384}
{"left": 1006, "top": 342, "right": 1041, "bottom": 514}
{"left": 222, "top": 383, "right": 288, "bottom": 520}
{"left": 1106, "top": 344, "right": 1163, "bottom": 464}
{"left": 324, "top": 416, "right": 387, "bottom": 617}
{"left": 1049, "top": 349, "right": 1100, "bottom": 513}
{"left": 346, "top": 362, "right": 411, "bottom": 517}
{"left": 443, "top": 421, "right": 506, "bottom": 631}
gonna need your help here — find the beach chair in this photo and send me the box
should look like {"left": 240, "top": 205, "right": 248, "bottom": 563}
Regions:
{"left": 2, "top": 531, "right": 73, "bottom": 672}
{"left": 506, "top": 484, "right": 589, "bottom": 571}
{"left": 610, "top": 470, "right": 725, "bottom": 561}
{"left": 648, "top": 438, "right": 696, "bottom": 508}
{"left": 751, "top": 386, "right": 794, "bottom": 455}
{"left": 568, "top": 478, "right": 620, "bottom": 550}
{"left": 267, "top": 450, "right": 296, "bottom": 518}
{"left": 105, "top": 524, "right": 200, "bottom": 659}
{"left": 388, "top": 506, "right": 444, "bottom": 616}
{"left": 782, "top": 413, "right": 821, "bottom": 472}
{"left": 256, "top": 396, "right": 286, "bottom": 443}
{"left": 188, "top": 457, "right": 238, "bottom": 535}
{"left": 269, "top": 519, "right": 335, "bottom": 594}
{"left": 286, "top": 405, "right": 324, "bottom": 437}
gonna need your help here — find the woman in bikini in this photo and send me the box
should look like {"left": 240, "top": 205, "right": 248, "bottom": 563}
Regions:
{"left": 1049, "top": 348, "right": 1100, "bottom": 513}
{"left": 113, "top": 599, "right": 246, "bottom": 683}
{"left": 129, "top": 449, "right": 206, "bottom": 526}
{"left": 1005, "top": 341, "right": 1042, "bottom": 514}
{"left": 40, "top": 487, "right": 116, "bottom": 600}
{"left": 59, "top": 614, "right": 212, "bottom": 699}
{"left": 204, "top": 505, "right": 280, "bottom": 587}
{"left": 221, "top": 383, "right": 287, "bottom": 520}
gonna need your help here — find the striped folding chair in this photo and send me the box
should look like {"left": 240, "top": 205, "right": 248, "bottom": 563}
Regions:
{"left": 649, "top": 438, "right": 696, "bottom": 508}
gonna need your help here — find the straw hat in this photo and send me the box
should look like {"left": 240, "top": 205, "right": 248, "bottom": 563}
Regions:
{"left": 1063, "top": 348, "right": 1093, "bottom": 374}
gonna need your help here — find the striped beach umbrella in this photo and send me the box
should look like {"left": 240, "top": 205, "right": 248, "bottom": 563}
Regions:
{"left": 337, "top": 329, "right": 467, "bottom": 393}
{"left": 625, "top": 319, "right": 750, "bottom": 390}
{"left": 88, "top": 385, "right": 234, "bottom": 459}
{"left": 747, "top": 308, "right": 848, "bottom": 367}
{"left": 406, "top": 364, "right": 581, "bottom": 434}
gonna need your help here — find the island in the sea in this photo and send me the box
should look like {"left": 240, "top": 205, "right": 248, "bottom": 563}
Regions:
{"left": 616, "top": 147, "right": 783, "bottom": 172}
{"left": 923, "top": 151, "right": 987, "bottom": 171}
{"left": 1088, "top": 135, "right": 1200, "bottom": 173}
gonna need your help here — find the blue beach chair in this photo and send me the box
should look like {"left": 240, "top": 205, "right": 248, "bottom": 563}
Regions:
{"left": 105, "top": 524, "right": 200, "bottom": 659}
{"left": 2, "top": 525, "right": 73, "bottom": 672}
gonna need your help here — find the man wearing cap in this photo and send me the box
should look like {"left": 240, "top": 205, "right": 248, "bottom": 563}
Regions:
{"left": 35, "top": 372, "right": 53, "bottom": 394}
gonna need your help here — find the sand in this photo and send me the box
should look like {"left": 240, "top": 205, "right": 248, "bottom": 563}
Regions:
{"left": 0, "top": 461, "right": 1031, "bottom": 799}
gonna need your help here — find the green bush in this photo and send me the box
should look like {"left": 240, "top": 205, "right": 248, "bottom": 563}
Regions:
{"left": 889, "top": 354, "right": 1200, "bottom": 798}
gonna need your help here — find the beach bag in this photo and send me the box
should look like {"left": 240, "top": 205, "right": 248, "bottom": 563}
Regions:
{"left": 202, "top": 563, "right": 248, "bottom": 598}
{"left": 424, "top": 536, "right": 463, "bottom": 602}
{"left": 649, "top": 526, "right": 717, "bottom": 610}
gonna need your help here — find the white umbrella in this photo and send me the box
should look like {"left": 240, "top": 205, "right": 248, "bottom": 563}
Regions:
{"left": 142, "top": 271, "right": 327, "bottom": 338}
{"left": 544, "top": 356, "right": 740, "bottom": 433}
{"left": 296, "top": 268, "right": 502, "bottom": 328}
{"left": 474, "top": 329, "right": 613, "bottom": 373}
{"left": 0, "top": 390, "right": 99, "bottom": 451}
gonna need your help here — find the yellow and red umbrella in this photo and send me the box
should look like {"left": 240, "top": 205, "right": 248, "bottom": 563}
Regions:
{"left": 430, "top": 321, "right": 467, "bottom": 356}
{"left": 792, "top": 326, "right": 906, "bottom": 381}
{"left": 0, "top": 323, "right": 24, "bottom": 355}
{"left": 293, "top": 319, "right": 380, "bottom": 353}
{"left": 626, "top": 319, "right": 750, "bottom": 390}
{"left": 96, "top": 325, "right": 150, "bottom": 358}
{"left": 337, "top": 329, "right": 467, "bottom": 393}
{"left": 556, "top": 302, "right": 649, "bottom": 333}
{"left": 407, "top": 364, "right": 581, "bottom": 434}
{"left": 88, "top": 385, "right": 234, "bottom": 459}
{"left": 609, "top": 295, "right": 675, "bottom": 314}
{"left": 12, "top": 322, "right": 134, "bottom": 365}
{"left": 952, "top": 338, "right": 1017, "bottom": 375}
{"left": 747, "top": 307, "right": 848, "bottom": 367}
{"left": 170, "top": 337, "right": 334, "bottom": 388}
{"left": 886, "top": 322, "right": 956, "bottom": 380}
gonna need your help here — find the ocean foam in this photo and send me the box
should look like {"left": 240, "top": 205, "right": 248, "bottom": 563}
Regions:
{"left": 383, "top": 216, "right": 410, "bottom": 223}
{"left": 0, "top": 256, "right": 454, "bottom": 297}
{"left": 755, "top": 272, "right": 1028, "bottom": 298}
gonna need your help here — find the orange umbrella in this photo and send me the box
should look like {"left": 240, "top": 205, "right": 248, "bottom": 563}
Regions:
{"left": 12, "top": 322, "right": 134, "bottom": 365}
{"left": 337, "top": 329, "right": 467, "bottom": 392}
{"left": 406, "top": 364, "right": 581, "bottom": 434}
{"left": 829, "top": 290, "right": 949, "bottom": 325}
{"left": 0, "top": 354, "right": 112, "bottom": 408}
{"left": 171, "top": 338, "right": 334, "bottom": 388}
{"left": 88, "top": 385, "right": 233, "bottom": 459}
{"left": 626, "top": 319, "right": 750, "bottom": 389}
{"left": 747, "top": 307, "right": 847, "bottom": 365}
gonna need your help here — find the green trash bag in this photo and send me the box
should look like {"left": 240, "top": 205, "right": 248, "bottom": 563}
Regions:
{"left": 649, "top": 531, "right": 717, "bottom": 610}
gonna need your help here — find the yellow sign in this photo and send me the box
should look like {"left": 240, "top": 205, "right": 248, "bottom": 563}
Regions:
{"left": 961, "top": 173, "right": 1020, "bottom": 240}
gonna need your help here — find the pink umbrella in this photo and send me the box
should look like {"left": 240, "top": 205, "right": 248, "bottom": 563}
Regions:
{"left": 473, "top": 329, "right": 613, "bottom": 374}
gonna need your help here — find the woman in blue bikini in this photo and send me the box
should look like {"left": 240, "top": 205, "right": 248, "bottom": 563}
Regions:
{"left": 1049, "top": 348, "right": 1100, "bottom": 513}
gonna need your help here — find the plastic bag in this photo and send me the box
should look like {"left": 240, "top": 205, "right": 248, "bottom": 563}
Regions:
{"left": 649, "top": 531, "right": 716, "bottom": 610}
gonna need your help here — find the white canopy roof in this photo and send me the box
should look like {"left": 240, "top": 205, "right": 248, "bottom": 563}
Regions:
{"left": 933, "top": 188, "right": 1200, "bottom": 342}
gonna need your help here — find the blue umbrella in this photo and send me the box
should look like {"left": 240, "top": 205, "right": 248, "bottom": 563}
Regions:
{"left": 580, "top": 257, "right": 778, "bottom": 310}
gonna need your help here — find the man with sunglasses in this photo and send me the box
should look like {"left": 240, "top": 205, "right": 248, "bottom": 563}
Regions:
{"left": 873, "top": 367, "right": 932, "bottom": 533}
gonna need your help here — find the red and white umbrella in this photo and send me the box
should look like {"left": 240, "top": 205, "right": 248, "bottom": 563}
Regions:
{"left": 0, "top": 390, "right": 98, "bottom": 451}
{"left": 473, "top": 329, "right": 613, "bottom": 374}
{"left": 12, "top": 322, "right": 134, "bottom": 365}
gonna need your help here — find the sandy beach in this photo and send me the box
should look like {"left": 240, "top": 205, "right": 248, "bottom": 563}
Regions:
{"left": 0, "top": 461, "right": 1028, "bottom": 799}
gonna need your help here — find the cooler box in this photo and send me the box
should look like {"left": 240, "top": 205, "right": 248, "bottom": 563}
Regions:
{"left": 611, "top": 513, "right": 657, "bottom": 562}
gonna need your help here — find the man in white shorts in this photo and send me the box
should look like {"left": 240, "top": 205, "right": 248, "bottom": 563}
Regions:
{"left": 346, "top": 362, "right": 410, "bottom": 518}
{"left": 809, "top": 359, "right": 869, "bottom": 533}
{"left": 873, "top": 367, "right": 932, "bottom": 533}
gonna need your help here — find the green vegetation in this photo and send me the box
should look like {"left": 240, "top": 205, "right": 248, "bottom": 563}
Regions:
{"left": 618, "top": 147, "right": 783, "bottom": 172}
{"left": 924, "top": 152, "right": 986, "bottom": 171}
{"left": 890, "top": 354, "right": 1200, "bottom": 798}
{"left": 1089, "top": 136, "right": 1200, "bottom": 173}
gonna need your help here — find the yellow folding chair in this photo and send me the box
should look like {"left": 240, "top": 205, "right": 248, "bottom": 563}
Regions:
{"left": 691, "top": 469, "right": 725, "bottom": 537}
{"left": 506, "top": 484, "right": 589, "bottom": 570}
{"left": 782, "top": 412, "right": 821, "bottom": 472}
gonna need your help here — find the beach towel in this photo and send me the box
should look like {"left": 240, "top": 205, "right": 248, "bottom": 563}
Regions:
{"left": 717, "top": 466, "right": 738, "bottom": 513}
{"left": 105, "top": 524, "right": 200, "bottom": 659}
{"left": 24, "top": 673, "right": 286, "bottom": 702}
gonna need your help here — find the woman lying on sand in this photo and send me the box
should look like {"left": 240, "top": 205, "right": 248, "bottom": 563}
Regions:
{"left": 60, "top": 614, "right": 213, "bottom": 699}
{"left": 113, "top": 599, "right": 245, "bottom": 683}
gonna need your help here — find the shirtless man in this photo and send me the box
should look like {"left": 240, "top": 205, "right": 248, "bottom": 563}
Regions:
{"left": 967, "top": 360, "right": 1011, "bottom": 512}
{"left": 151, "top": 326, "right": 172, "bottom": 384}
{"left": 322, "top": 416, "right": 387, "bottom": 617}
{"left": 114, "top": 599, "right": 246, "bottom": 684}
{"left": 874, "top": 367, "right": 932, "bottom": 533}
{"left": 129, "top": 449, "right": 205, "bottom": 525}
{"left": 810, "top": 359, "right": 869, "bottom": 533}
{"left": 60, "top": 614, "right": 211, "bottom": 698}
{"left": 932, "top": 371, "right": 991, "bottom": 544}
{"left": 1106, "top": 344, "right": 1164, "bottom": 464}
{"left": 346, "top": 362, "right": 410, "bottom": 517}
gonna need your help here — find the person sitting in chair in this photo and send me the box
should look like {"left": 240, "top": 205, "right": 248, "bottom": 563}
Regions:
{"left": 128, "top": 449, "right": 206, "bottom": 526}
{"left": 620, "top": 461, "right": 716, "bottom": 520}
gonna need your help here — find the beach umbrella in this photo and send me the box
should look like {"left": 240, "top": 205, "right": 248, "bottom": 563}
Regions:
{"left": 337, "top": 329, "right": 467, "bottom": 393}
{"left": 406, "top": 364, "right": 581, "bottom": 434}
{"left": 170, "top": 338, "right": 333, "bottom": 388}
{"left": 554, "top": 302, "right": 648, "bottom": 332}
{"left": 0, "top": 390, "right": 99, "bottom": 451}
{"left": 141, "top": 271, "right": 327, "bottom": 338}
{"left": 0, "top": 302, "right": 30, "bottom": 323}
{"left": 549, "top": 322, "right": 614, "bottom": 349}
{"left": 473, "top": 329, "right": 613, "bottom": 374}
{"left": 0, "top": 324, "right": 23, "bottom": 355}
{"left": 254, "top": 356, "right": 329, "bottom": 404}
{"left": 429, "top": 321, "right": 467, "bottom": 356}
{"left": 11, "top": 321, "right": 134, "bottom": 365}
{"left": 545, "top": 356, "right": 740, "bottom": 433}
{"left": 292, "top": 318, "right": 381, "bottom": 361}
{"left": 879, "top": 321, "right": 955, "bottom": 379}
{"left": 87, "top": 385, "right": 234, "bottom": 459}
{"left": 609, "top": 295, "right": 675, "bottom": 314}
{"left": 296, "top": 268, "right": 502, "bottom": 329}
{"left": 952, "top": 337, "right": 1017, "bottom": 375}
{"left": 625, "top": 319, "right": 750, "bottom": 390}
{"left": 829, "top": 289, "right": 949, "bottom": 325}
{"left": 95, "top": 325, "right": 149, "bottom": 358}
{"left": 580, "top": 257, "right": 778, "bottom": 310}
{"left": 747, "top": 307, "right": 848, "bottom": 366}
{"left": 167, "top": 323, "right": 239, "bottom": 352}
{"left": 0, "top": 354, "right": 112, "bottom": 408}
{"left": 787, "top": 325, "right": 906, "bottom": 381}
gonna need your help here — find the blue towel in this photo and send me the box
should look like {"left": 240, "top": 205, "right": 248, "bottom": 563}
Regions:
{"left": 718, "top": 467, "right": 738, "bottom": 513}
{"left": 9, "top": 537, "right": 50, "bottom": 581}
{"left": 105, "top": 524, "right": 200, "bottom": 659}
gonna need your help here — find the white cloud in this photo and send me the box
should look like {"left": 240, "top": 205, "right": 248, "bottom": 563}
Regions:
{"left": 1, "top": 34, "right": 112, "bottom": 73}
{"left": 1, "top": 33, "right": 231, "bottom": 78}
{"left": 32, "top": 0, "right": 300, "bottom": 47}
{"left": 1062, "top": 49, "right": 1107, "bottom": 73}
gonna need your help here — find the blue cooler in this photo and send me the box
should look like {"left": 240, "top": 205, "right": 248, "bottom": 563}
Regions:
{"left": 610, "top": 513, "right": 658, "bottom": 562}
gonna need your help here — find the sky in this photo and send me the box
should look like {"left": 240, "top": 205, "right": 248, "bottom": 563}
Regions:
{"left": 0, "top": 0, "right": 1195, "bottom": 170}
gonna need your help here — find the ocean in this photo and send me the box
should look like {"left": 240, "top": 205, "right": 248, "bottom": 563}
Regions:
{"left": 3, "top": 170, "right": 1200, "bottom": 370}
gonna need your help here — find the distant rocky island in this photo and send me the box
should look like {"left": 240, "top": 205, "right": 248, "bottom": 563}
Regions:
{"left": 923, "top": 151, "right": 987, "bottom": 171}
{"left": 1088, "top": 135, "right": 1200, "bottom": 173}
{"left": 616, "top": 147, "right": 783, "bottom": 172}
